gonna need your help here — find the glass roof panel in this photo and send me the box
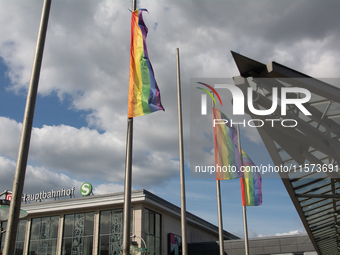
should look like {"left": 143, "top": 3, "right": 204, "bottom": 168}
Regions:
{"left": 313, "top": 102, "right": 330, "bottom": 113}
{"left": 288, "top": 170, "right": 311, "bottom": 180}
{"left": 307, "top": 213, "right": 333, "bottom": 225}
{"left": 273, "top": 140, "right": 282, "bottom": 150}
{"left": 302, "top": 198, "right": 333, "bottom": 210}
{"left": 279, "top": 150, "right": 292, "bottom": 162}
{"left": 305, "top": 186, "right": 332, "bottom": 196}
{"left": 309, "top": 93, "right": 327, "bottom": 103}
{"left": 302, "top": 198, "right": 332, "bottom": 210}
{"left": 291, "top": 172, "right": 327, "bottom": 186}
{"left": 329, "top": 115, "right": 340, "bottom": 125}
{"left": 309, "top": 150, "right": 328, "bottom": 160}
{"left": 312, "top": 226, "right": 335, "bottom": 237}
{"left": 305, "top": 204, "right": 334, "bottom": 217}
{"left": 326, "top": 102, "right": 340, "bottom": 116}
{"left": 295, "top": 178, "right": 330, "bottom": 194}
{"left": 315, "top": 230, "right": 336, "bottom": 239}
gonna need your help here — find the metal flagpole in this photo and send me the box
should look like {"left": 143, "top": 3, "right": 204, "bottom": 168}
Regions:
{"left": 237, "top": 124, "right": 249, "bottom": 255}
{"left": 176, "top": 48, "right": 188, "bottom": 255}
{"left": 3, "top": 1, "right": 52, "bottom": 255}
{"left": 122, "top": 1, "right": 136, "bottom": 255}
{"left": 242, "top": 190, "right": 250, "bottom": 255}
{"left": 122, "top": 117, "right": 133, "bottom": 255}
{"left": 216, "top": 180, "right": 225, "bottom": 255}
{"left": 212, "top": 101, "right": 225, "bottom": 255}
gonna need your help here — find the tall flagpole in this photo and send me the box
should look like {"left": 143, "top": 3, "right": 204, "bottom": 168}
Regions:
{"left": 3, "top": 1, "right": 51, "bottom": 255}
{"left": 122, "top": 117, "right": 133, "bottom": 255}
{"left": 122, "top": 1, "right": 137, "bottom": 255}
{"left": 242, "top": 188, "right": 250, "bottom": 255}
{"left": 216, "top": 180, "right": 225, "bottom": 255}
{"left": 237, "top": 124, "right": 249, "bottom": 255}
{"left": 211, "top": 96, "right": 224, "bottom": 255}
{"left": 176, "top": 48, "right": 188, "bottom": 255}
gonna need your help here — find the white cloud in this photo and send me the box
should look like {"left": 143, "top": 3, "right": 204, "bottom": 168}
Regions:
{"left": 0, "top": 117, "right": 179, "bottom": 187}
{"left": 93, "top": 183, "right": 124, "bottom": 195}
{"left": 274, "top": 230, "right": 305, "bottom": 236}
{"left": 0, "top": 117, "right": 22, "bottom": 159}
{"left": 0, "top": 156, "right": 82, "bottom": 195}
{"left": 258, "top": 229, "right": 305, "bottom": 238}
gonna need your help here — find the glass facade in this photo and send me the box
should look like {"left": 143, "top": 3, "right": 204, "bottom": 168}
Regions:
{"left": 0, "top": 220, "right": 27, "bottom": 255}
{"left": 62, "top": 212, "right": 94, "bottom": 255}
{"left": 98, "top": 209, "right": 123, "bottom": 255}
{"left": 0, "top": 203, "right": 315, "bottom": 255}
{"left": 0, "top": 208, "right": 137, "bottom": 255}
{"left": 144, "top": 208, "right": 161, "bottom": 255}
{"left": 28, "top": 216, "right": 59, "bottom": 255}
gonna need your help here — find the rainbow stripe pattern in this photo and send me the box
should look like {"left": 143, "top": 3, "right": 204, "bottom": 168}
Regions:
{"left": 128, "top": 9, "right": 164, "bottom": 118}
{"left": 212, "top": 107, "right": 242, "bottom": 180}
{"left": 240, "top": 150, "right": 262, "bottom": 206}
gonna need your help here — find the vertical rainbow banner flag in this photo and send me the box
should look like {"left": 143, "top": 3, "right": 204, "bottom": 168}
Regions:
{"left": 212, "top": 107, "right": 242, "bottom": 180}
{"left": 240, "top": 149, "right": 262, "bottom": 206}
{"left": 128, "top": 9, "right": 164, "bottom": 118}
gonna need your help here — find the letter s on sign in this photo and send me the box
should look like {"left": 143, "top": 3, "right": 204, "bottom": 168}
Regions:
{"left": 80, "top": 182, "right": 92, "bottom": 196}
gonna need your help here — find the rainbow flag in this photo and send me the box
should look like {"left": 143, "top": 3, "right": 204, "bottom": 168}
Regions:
{"left": 128, "top": 9, "right": 164, "bottom": 118}
{"left": 240, "top": 150, "right": 262, "bottom": 206}
{"left": 212, "top": 107, "right": 242, "bottom": 180}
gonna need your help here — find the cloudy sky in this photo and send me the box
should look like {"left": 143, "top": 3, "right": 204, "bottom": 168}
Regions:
{"left": 0, "top": 0, "right": 339, "bottom": 239}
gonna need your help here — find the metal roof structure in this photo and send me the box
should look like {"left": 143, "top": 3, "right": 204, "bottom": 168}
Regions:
{"left": 231, "top": 52, "right": 340, "bottom": 255}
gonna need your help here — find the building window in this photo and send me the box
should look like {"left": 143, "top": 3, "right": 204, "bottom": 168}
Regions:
{"left": 0, "top": 220, "right": 26, "bottom": 255}
{"left": 62, "top": 212, "right": 94, "bottom": 255}
{"left": 144, "top": 209, "right": 161, "bottom": 255}
{"left": 98, "top": 209, "right": 124, "bottom": 255}
{"left": 28, "top": 216, "right": 59, "bottom": 255}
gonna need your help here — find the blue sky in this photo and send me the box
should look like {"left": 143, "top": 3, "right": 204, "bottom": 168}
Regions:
{"left": 1, "top": 0, "right": 339, "bottom": 239}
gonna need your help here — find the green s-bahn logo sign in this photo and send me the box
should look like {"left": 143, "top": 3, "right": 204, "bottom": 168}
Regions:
{"left": 80, "top": 182, "right": 92, "bottom": 197}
